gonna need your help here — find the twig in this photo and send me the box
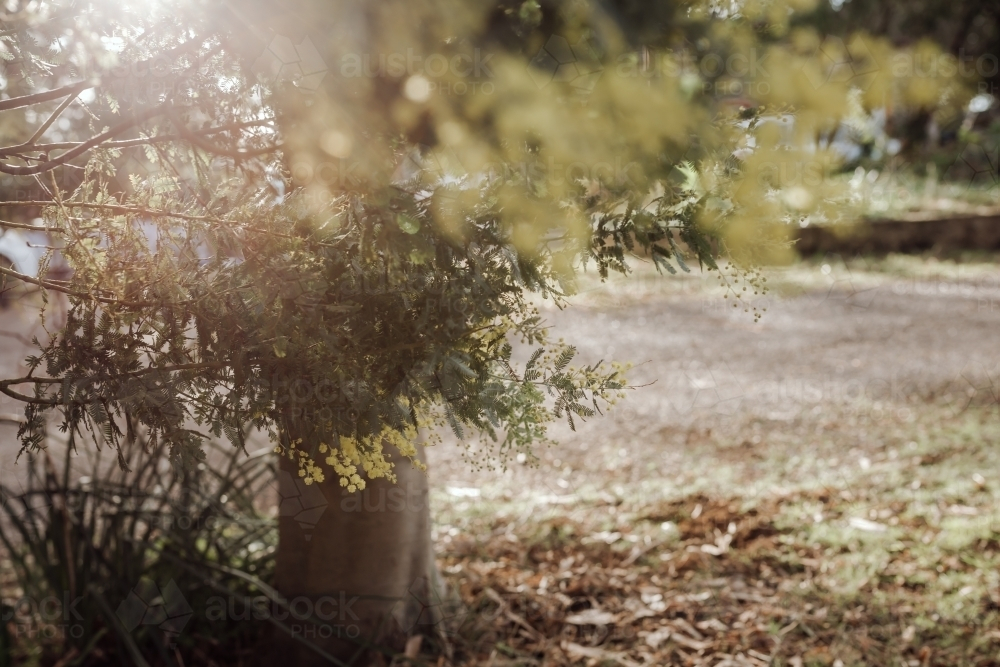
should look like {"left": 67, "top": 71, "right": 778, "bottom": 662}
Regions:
{"left": 0, "top": 81, "right": 91, "bottom": 113}
{"left": 5, "top": 117, "right": 276, "bottom": 154}
{"left": 0, "top": 105, "right": 169, "bottom": 175}
{"left": 0, "top": 361, "right": 227, "bottom": 388}
{"left": 0, "top": 263, "right": 162, "bottom": 307}
{"left": 0, "top": 200, "right": 223, "bottom": 223}
{"left": 26, "top": 89, "right": 87, "bottom": 146}
{"left": 168, "top": 109, "right": 281, "bottom": 159}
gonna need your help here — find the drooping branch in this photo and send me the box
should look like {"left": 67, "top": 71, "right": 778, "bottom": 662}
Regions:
{"left": 0, "top": 361, "right": 227, "bottom": 388}
{"left": 25, "top": 87, "right": 89, "bottom": 146}
{"left": 0, "top": 117, "right": 276, "bottom": 157}
{"left": 0, "top": 105, "right": 170, "bottom": 176}
{"left": 0, "top": 200, "right": 224, "bottom": 223}
{"left": 0, "top": 263, "right": 166, "bottom": 308}
{"left": 0, "top": 81, "right": 92, "bottom": 113}
{"left": 0, "top": 38, "right": 242, "bottom": 175}
{"left": 0, "top": 37, "right": 208, "bottom": 115}
{"left": 0, "top": 219, "right": 65, "bottom": 232}
{"left": 167, "top": 110, "right": 282, "bottom": 159}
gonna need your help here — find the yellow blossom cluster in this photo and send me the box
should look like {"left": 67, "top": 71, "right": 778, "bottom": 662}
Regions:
{"left": 274, "top": 427, "right": 427, "bottom": 492}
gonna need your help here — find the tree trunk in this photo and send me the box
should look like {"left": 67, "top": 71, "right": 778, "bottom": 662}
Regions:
{"left": 270, "top": 444, "right": 442, "bottom": 665}
{"left": 221, "top": 4, "right": 448, "bottom": 663}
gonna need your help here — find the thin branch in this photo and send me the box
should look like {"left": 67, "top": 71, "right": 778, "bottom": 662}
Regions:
{"left": 0, "top": 117, "right": 276, "bottom": 155}
{"left": 0, "top": 105, "right": 169, "bottom": 176}
{"left": 0, "top": 361, "right": 225, "bottom": 388}
{"left": 0, "top": 201, "right": 343, "bottom": 250}
{"left": 0, "top": 263, "right": 164, "bottom": 308}
{"left": 0, "top": 201, "right": 221, "bottom": 223}
{"left": 0, "top": 385, "right": 65, "bottom": 405}
{"left": 168, "top": 110, "right": 281, "bottom": 159}
{"left": 32, "top": 173, "right": 55, "bottom": 200}
{"left": 0, "top": 81, "right": 92, "bottom": 113}
{"left": 0, "top": 361, "right": 227, "bottom": 406}
{"left": 26, "top": 89, "right": 88, "bottom": 146}
{"left": 0, "top": 36, "right": 208, "bottom": 115}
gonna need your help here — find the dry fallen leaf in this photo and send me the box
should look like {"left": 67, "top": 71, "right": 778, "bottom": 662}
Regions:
{"left": 848, "top": 517, "right": 887, "bottom": 533}
{"left": 565, "top": 608, "right": 617, "bottom": 626}
{"left": 696, "top": 618, "right": 730, "bottom": 634}
{"left": 642, "top": 628, "right": 671, "bottom": 649}
{"left": 561, "top": 641, "right": 641, "bottom": 667}
{"left": 622, "top": 597, "right": 657, "bottom": 620}
{"left": 582, "top": 531, "right": 622, "bottom": 545}
{"left": 669, "top": 632, "right": 712, "bottom": 652}
{"left": 670, "top": 617, "right": 705, "bottom": 641}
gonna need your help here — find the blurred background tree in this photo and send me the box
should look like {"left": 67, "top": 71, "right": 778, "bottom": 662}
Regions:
{"left": 797, "top": 0, "right": 999, "bottom": 157}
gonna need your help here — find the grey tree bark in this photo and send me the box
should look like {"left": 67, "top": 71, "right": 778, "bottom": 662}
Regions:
{"left": 271, "top": 445, "right": 443, "bottom": 665}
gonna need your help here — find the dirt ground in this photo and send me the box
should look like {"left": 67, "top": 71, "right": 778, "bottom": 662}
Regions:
{"left": 421, "top": 254, "right": 1000, "bottom": 667}
{"left": 428, "top": 254, "right": 1000, "bottom": 497}
{"left": 0, "top": 254, "right": 999, "bottom": 665}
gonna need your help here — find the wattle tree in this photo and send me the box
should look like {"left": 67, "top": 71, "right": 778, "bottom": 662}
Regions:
{"left": 0, "top": 0, "right": 968, "bottom": 662}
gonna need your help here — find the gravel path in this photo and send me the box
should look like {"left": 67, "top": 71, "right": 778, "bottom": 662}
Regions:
{"left": 428, "top": 258, "right": 1000, "bottom": 500}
